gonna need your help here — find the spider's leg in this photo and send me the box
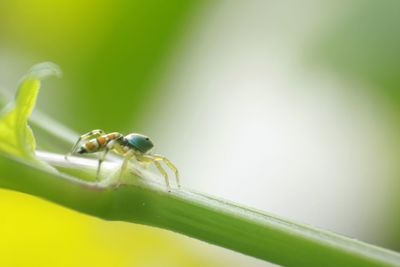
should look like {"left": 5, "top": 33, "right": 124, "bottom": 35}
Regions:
{"left": 65, "top": 129, "right": 105, "bottom": 160}
{"left": 119, "top": 150, "right": 135, "bottom": 180}
{"left": 96, "top": 139, "right": 120, "bottom": 181}
{"left": 153, "top": 160, "right": 171, "bottom": 191}
{"left": 139, "top": 154, "right": 171, "bottom": 191}
{"left": 153, "top": 154, "right": 180, "bottom": 188}
{"left": 96, "top": 147, "right": 109, "bottom": 181}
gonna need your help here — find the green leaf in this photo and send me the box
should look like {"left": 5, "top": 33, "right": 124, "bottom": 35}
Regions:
{"left": 0, "top": 151, "right": 400, "bottom": 267}
{"left": 0, "top": 62, "right": 61, "bottom": 161}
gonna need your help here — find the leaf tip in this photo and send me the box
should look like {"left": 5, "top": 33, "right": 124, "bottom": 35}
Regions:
{"left": 28, "top": 61, "right": 63, "bottom": 80}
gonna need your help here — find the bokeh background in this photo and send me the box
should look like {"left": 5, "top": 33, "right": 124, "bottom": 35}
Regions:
{"left": 1, "top": 1, "right": 400, "bottom": 266}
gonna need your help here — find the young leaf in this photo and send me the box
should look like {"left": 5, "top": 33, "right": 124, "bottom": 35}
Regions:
{"left": 0, "top": 62, "right": 61, "bottom": 161}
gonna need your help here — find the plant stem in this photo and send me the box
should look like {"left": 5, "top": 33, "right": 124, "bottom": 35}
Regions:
{"left": 0, "top": 152, "right": 399, "bottom": 267}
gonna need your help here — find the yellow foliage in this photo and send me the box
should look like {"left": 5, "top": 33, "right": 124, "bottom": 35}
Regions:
{"left": 0, "top": 189, "right": 226, "bottom": 267}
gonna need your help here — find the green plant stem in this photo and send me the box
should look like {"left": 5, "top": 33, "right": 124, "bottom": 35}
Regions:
{"left": 0, "top": 152, "right": 399, "bottom": 266}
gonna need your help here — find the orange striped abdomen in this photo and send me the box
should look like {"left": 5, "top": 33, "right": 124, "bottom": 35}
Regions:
{"left": 105, "top": 132, "right": 123, "bottom": 141}
{"left": 82, "top": 139, "right": 100, "bottom": 152}
{"left": 81, "top": 132, "right": 123, "bottom": 153}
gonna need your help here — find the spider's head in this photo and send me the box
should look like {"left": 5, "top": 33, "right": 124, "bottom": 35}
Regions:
{"left": 125, "top": 133, "right": 154, "bottom": 153}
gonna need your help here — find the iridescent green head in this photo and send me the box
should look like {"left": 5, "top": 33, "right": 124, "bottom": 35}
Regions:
{"left": 125, "top": 133, "right": 154, "bottom": 153}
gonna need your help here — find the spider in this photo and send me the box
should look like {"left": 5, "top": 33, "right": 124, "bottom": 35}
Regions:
{"left": 65, "top": 129, "right": 180, "bottom": 190}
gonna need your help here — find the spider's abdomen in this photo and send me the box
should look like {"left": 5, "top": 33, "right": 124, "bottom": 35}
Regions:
{"left": 79, "top": 132, "right": 123, "bottom": 154}
{"left": 125, "top": 133, "right": 154, "bottom": 153}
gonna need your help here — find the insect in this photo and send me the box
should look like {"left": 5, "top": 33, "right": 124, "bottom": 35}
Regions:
{"left": 65, "top": 129, "right": 180, "bottom": 190}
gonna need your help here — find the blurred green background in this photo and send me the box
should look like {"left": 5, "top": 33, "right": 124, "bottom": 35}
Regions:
{"left": 0, "top": 1, "right": 400, "bottom": 266}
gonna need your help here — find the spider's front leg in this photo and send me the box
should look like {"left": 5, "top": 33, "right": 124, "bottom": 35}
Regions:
{"left": 153, "top": 154, "right": 180, "bottom": 188}
{"left": 138, "top": 154, "right": 180, "bottom": 191}
{"left": 65, "top": 129, "right": 105, "bottom": 160}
